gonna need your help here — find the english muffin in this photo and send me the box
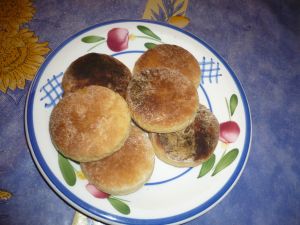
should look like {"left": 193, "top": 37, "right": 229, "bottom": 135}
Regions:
{"left": 150, "top": 104, "right": 219, "bottom": 167}
{"left": 81, "top": 126, "right": 155, "bottom": 195}
{"left": 62, "top": 53, "right": 131, "bottom": 98}
{"left": 133, "top": 44, "right": 201, "bottom": 87}
{"left": 126, "top": 68, "right": 199, "bottom": 133}
{"left": 49, "top": 85, "right": 131, "bottom": 162}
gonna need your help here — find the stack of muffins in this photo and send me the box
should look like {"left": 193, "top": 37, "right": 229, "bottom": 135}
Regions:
{"left": 49, "top": 44, "right": 219, "bottom": 196}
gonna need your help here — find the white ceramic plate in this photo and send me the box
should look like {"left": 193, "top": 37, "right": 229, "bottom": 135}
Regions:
{"left": 25, "top": 20, "right": 251, "bottom": 225}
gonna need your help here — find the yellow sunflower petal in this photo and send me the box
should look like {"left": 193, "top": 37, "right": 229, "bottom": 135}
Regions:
{"left": 32, "top": 42, "right": 50, "bottom": 50}
{"left": 23, "top": 69, "right": 35, "bottom": 80}
{"left": 21, "top": 64, "right": 37, "bottom": 74}
{"left": 25, "top": 74, "right": 34, "bottom": 80}
{"left": 22, "top": 9, "right": 35, "bottom": 19}
{"left": 19, "top": 29, "right": 33, "bottom": 38}
{"left": 8, "top": 76, "right": 17, "bottom": 90}
{"left": 25, "top": 60, "right": 39, "bottom": 67}
{"left": 17, "top": 67, "right": 32, "bottom": 80}
{"left": 10, "top": 71, "right": 19, "bottom": 84}
{"left": 35, "top": 42, "right": 49, "bottom": 47}
{"left": 168, "top": 15, "right": 190, "bottom": 28}
{"left": 0, "top": 78, "right": 7, "bottom": 93}
{"left": 27, "top": 55, "right": 45, "bottom": 63}
{"left": 27, "top": 36, "right": 39, "bottom": 43}
{"left": 29, "top": 44, "right": 50, "bottom": 55}
{"left": 31, "top": 45, "right": 50, "bottom": 54}
{"left": 142, "top": 0, "right": 189, "bottom": 20}
{"left": 17, "top": 76, "right": 25, "bottom": 89}
{"left": 0, "top": 190, "right": 12, "bottom": 200}
{"left": 14, "top": 70, "right": 24, "bottom": 83}
{"left": 3, "top": 75, "right": 10, "bottom": 88}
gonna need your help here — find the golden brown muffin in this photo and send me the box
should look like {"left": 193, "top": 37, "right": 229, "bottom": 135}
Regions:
{"left": 150, "top": 104, "right": 219, "bottom": 167}
{"left": 81, "top": 126, "right": 155, "bottom": 195}
{"left": 62, "top": 53, "right": 132, "bottom": 98}
{"left": 49, "top": 85, "right": 131, "bottom": 162}
{"left": 133, "top": 44, "right": 201, "bottom": 87}
{"left": 127, "top": 68, "right": 199, "bottom": 133}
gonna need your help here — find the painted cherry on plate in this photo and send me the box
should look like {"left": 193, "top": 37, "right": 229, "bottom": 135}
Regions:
{"left": 219, "top": 121, "right": 240, "bottom": 143}
{"left": 86, "top": 183, "right": 110, "bottom": 199}
{"left": 219, "top": 94, "right": 240, "bottom": 144}
{"left": 107, "top": 28, "right": 129, "bottom": 52}
{"left": 85, "top": 183, "right": 131, "bottom": 215}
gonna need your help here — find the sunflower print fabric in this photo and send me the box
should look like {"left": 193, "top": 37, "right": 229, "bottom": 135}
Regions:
{"left": 0, "top": 0, "right": 50, "bottom": 93}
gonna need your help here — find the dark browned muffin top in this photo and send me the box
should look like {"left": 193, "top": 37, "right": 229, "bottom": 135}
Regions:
{"left": 156, "top": 104, "right": 219, "bottom": 162}
{"left": 62, "top": 53, "right": 131, "bottom": 98}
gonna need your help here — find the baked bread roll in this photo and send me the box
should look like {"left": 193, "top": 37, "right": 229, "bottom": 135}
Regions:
{"left": 126, "top": 68, "right": 199, "bottom": 133}
{"left": 62, "top": 53, "right": 131, "bottom": 98}
{"left": 133, "top": 44, "right": 201, "bottom": 87}
{"left": 150, "top": 104, "right": 219, "bottom": 167}
{"left": 81, "top": 126, "right": 155, "bottom": 195}
{"left": 49, "top": 85, "right": 131, "bottom": 162}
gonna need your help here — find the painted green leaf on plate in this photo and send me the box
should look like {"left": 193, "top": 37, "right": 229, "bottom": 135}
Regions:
{"left": 108, "top": 197, "right": 130, "bottom": 215}
{"left": 58, "top": 153, "right": 76, "bottom": 186}
{"left": 198, "top": 154, "right": 215, "bottom": 178}
{"left": 137, "top": 25, "right": 161, "bottom": 40}
{"left": 230, "top": 94, "right": 238, "bottom": 116}
{"left": 212, "top": 148, "right": 239, "bottom": 176}
{"left": 144, "top": 42, "right": 157, "bottom": 49}
{"left": 81, "top": 36, "right": 105, "bottom": 43}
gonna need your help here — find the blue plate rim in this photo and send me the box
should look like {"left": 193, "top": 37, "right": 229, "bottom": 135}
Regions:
{"left": 25, "top": 19, "right": 252, "bottom": 225}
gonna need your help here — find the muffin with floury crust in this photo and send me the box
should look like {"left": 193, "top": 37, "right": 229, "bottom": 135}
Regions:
{"left": 49, "top": 85, "right": 131, "bottom": 162}
{"left": 150, "top": 104, "right": 219, "bottom": 167}
{"left": 126, "top": 68, "right": 199, "bottom": 133}
{"left": 81, "top": 126, "right": 155, "bottom": 195}
{"left": 133, "top": 44, "right": 201, "bottom": 87}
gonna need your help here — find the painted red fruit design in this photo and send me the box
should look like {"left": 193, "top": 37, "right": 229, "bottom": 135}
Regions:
{"left": 219, "top": 94, "right": 240, "bottom": 144}
{"left": 85, "top": 183, "right": 110, "bottom": 199}
{"left": 107, "top": 28, "right": 129, "bottom": 52}
{"left": 219, "top": 121, "right": 240, "bottom": 143}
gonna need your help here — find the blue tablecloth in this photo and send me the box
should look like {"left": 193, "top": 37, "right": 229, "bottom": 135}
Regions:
{"left": 0, "top": 0, "right": 299, "bottom": 224}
